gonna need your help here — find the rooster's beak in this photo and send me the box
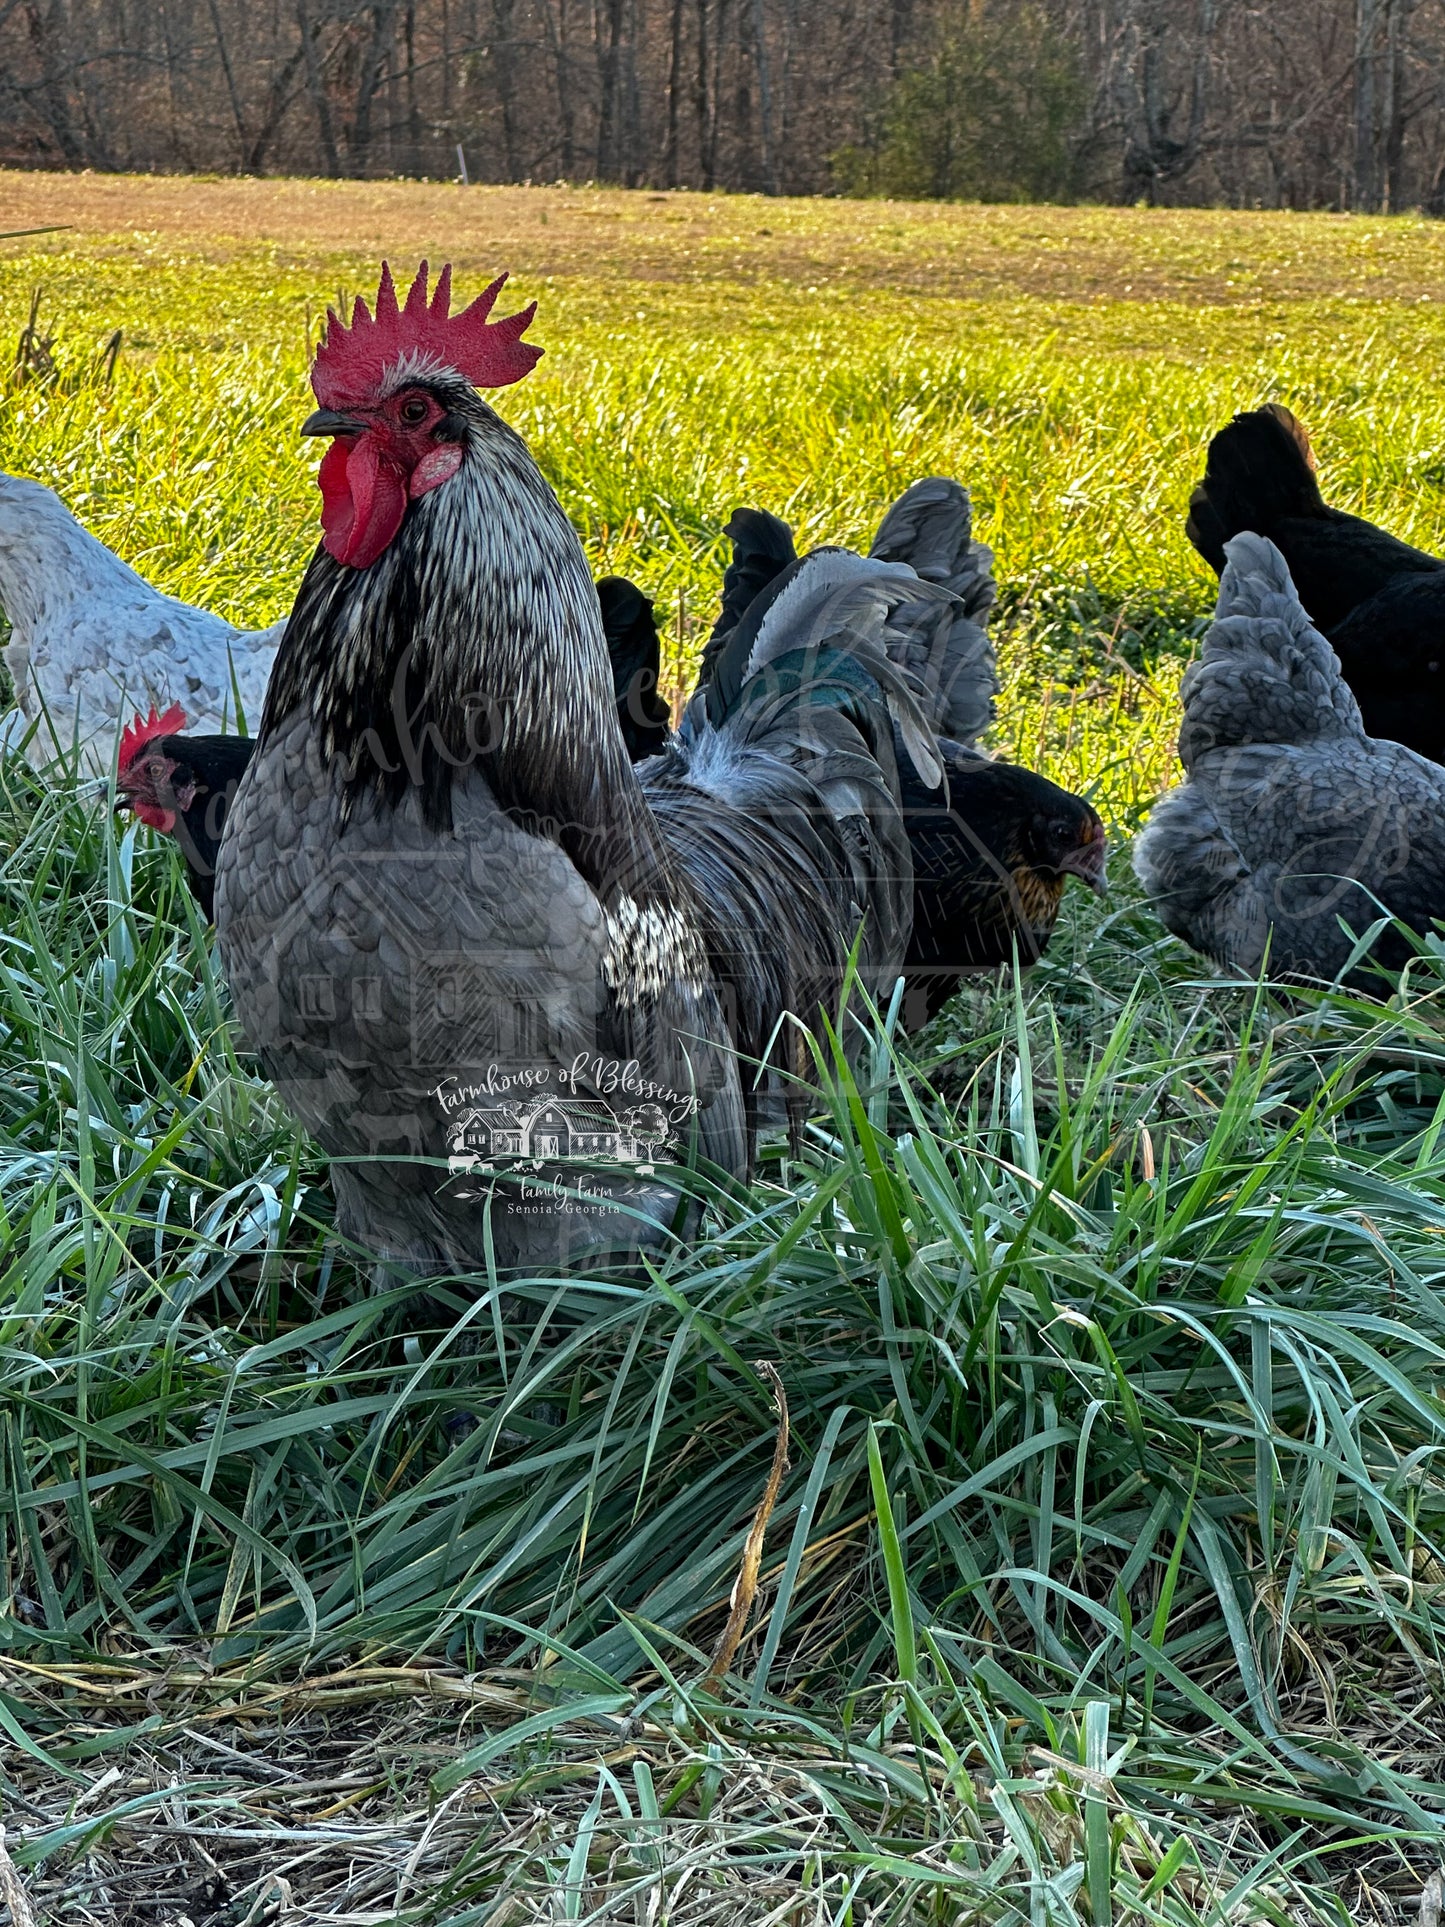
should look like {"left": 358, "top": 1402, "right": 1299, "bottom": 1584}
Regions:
{"left": 301, "top": 409, "right": 363, "bottom": 437}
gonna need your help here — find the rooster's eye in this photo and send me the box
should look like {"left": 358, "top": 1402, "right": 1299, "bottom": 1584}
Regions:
{"left": 399, "top": 397, "right": 429, "bottom": 426}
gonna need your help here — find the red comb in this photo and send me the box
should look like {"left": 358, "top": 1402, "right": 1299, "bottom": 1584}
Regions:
{"left": 310, "top": 261, "right": 541, "bottom": 408}
{"left": 119, "top": 702, "right": 187, "bottom": 771}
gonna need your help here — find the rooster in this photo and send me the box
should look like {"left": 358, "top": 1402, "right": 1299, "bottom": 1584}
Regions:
{"left": 215, "top": 263, "right": 964, "bottom": 1275}
{"left": 699, "top": 493, "right": 1106, "bottom": 1023}
{"left": 1134, "top": 533, "right": 1445, "bottom": 985}
{"left": 0, "top": 473, "right": 282, "bottom": 768}
{"left": 1186, "top": 404, "right": 1445, "bottom": 763}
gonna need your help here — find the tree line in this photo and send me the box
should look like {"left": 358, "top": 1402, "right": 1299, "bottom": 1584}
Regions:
{"left": 4, "top": 0, "right": 1445, "bottom": 211}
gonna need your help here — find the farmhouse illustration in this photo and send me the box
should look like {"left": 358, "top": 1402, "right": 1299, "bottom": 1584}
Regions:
{"left": 446, "top": 1095, "right": 674, "bottom": 1170}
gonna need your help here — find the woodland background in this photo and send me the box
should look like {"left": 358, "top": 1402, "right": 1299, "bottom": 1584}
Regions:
{"left": 4, "top": 0, "right": 1445, "bottom": 212}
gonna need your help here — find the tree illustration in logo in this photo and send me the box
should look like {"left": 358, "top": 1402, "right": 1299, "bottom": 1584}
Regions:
{"left": 623, "top": 1103, "right": 672, "bottom": 1162}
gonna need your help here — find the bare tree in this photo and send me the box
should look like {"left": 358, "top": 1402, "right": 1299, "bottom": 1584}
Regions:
{"left": 8, "top": 0, "right": 1445, "bottom": 209}
{"left": 490, "top": 0, "right": 519, "bottom": 175}
{"left": 348, "top": 3, "right": 399, "bottom": 173}
{"left": 22, "top": 0, "right": 88, "bottom": 165}
{"left": 297, "top": 0, "right": 342, "bottom": 176}
{"left": 750, "top": 0, "right": 776, "bottom": 190}
{"left": 205, "top": 0, "right": 251, "bottom": 166}
{"left": 662, "top": 0, "right": 685, "bottom": 180}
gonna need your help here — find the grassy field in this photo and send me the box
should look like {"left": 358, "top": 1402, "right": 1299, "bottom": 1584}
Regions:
{"left": 3, "top": 177, "right": 1445, "bottom": 1922}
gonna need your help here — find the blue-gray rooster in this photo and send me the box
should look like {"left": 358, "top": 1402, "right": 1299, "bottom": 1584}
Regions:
{"left": 214, "top": 263, "right": 976, "bottom": 1275}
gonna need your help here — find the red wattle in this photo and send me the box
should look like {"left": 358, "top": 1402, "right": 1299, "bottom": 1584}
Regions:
{"left": 318, "top": 435, "right": 409, "bottom": 569}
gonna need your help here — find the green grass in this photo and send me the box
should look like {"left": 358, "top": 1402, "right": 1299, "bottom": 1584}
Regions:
{"left": 3, "top": 186, "right": 1445, "bottom": 1921}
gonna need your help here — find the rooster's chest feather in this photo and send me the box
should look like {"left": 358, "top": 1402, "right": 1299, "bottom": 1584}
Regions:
{"left": 214, "top": 711, "right": 614, "bottom": 1124}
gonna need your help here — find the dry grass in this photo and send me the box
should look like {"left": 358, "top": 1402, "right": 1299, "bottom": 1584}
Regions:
{"left": 8, "top": 171, "right": 1445, "bottom": 310}
{"left": 9, "top": 1654, "right": 1440, "bottom": 1925}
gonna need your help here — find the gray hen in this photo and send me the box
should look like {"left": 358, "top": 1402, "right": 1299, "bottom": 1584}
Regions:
{"left": 215, "top": 261, "right": 956, "bottom": 1278}
{"left": 1133, "top": 533, "right": 1445, "bottom": 985}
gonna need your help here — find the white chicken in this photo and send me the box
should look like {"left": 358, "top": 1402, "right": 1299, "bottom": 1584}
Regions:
{"left": 0, "top": 472, "right": 283, "bottom": 769}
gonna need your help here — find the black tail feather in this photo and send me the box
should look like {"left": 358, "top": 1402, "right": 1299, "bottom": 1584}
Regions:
{"left": 697, "top": 508, "right": 798, "bottom": 688}
{"left": 869, "top": 476, "right": 997, "bottom": 749}
{"left": 598, "top": 575, "right": 672, "bottom": 762}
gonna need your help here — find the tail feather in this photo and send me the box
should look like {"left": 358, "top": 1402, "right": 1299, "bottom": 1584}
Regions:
{"left": 671, "top": 546, "right": 959, "bottom": 1019}
{"left": 1177, "top": 533, "right": 1363, "bottom": 767}
{"left": 700, "top": 480, "right": 998, "bottom": 753}
{"left": 1186, "top": 403, "right": 1324, "bottom": 574}
{"left": 869, "top": 477, "right": 997, "bottom": 748}
{"left": 698, "top": 508, "right": 798, "bottom": 687}
{"left": 699, "top": 547, "right": 953, "bottom": 790}
{"left": 597, "top": 575, "right": 671, "bottom": 762}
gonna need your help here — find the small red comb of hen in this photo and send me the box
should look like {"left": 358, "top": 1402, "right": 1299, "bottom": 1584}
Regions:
{"left": 310, "top": 261, "right": 541, "bottom": 409}
{"left": 119, "top": 702, "right": 187, "bottom": 772}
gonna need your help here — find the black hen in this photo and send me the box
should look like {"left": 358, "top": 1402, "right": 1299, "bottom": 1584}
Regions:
{"left": 1187, "top": 403, "right": 1445, "bottom": 761}
{"left": 115, "top": 707, "right": 253, "bottom": 921}
{"left": 701, "top": 485, "right": 1105, "bottom": 1023}
{"left": 901, "top": 750, "right": 1104, "bottom": 1024}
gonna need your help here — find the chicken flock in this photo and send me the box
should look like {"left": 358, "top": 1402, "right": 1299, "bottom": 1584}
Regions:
{"left": 1139, "top": 403, "right": 1445, "bottom": 984}
{"left": 4, "top": 263, "right": 1444, "bottom": 1275}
